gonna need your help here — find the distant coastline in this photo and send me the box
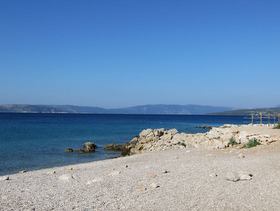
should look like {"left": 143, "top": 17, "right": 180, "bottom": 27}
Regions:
{"left": 0, "top": 104, "right": 279, "bottom": 116}
{"left": 0, "top": 104, "right": 231, "bottom": 115}
{"left": 212, "top": 107, "right": 280, "bottom": 116}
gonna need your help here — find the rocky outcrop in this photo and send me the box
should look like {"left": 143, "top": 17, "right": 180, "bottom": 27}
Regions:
{"left": 104, "top": 144, "right": 130, "bottom": 156}
{"left": 105, "top": 125, "right": 280, "bottom": 155}
{"left": 104, "top": 144, "right": 125, "bottom": 151}
{"left": 82, "top": 142, "right": 97, "bottom": 153}
{"left": 65, "top": 141, "right": 97, "bottom": 153}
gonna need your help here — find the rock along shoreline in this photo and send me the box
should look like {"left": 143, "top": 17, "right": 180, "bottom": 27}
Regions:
{"left": 105, "top": 124, "right": 280, "bottom": 156}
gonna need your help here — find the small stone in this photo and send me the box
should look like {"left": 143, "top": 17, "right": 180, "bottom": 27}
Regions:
{"left": 163, "top": 170, "right": 170, "bottom": 174}
{"left": 58, "top": 174, "right": 73, "bottom": 182}
{"left": 65, "top": 148, "right": 74, "bottom": 153}
{"left": 86, "top": 177, "right": 103, "bottom": 184}
{"left": 125, "top": 165, "right": 128, "bottom": 168}
{"left": 209, "top": 173, "right": 218, "bottom": 177}
{"left": 239, "top": 172, "right": 253, "bottom": 181}
{"left": 238, "top": 153, "right": 245, "bottom": 159}
{"left": 109, "top": 171, "right": 121, "bottom": 176}
{"left": 19, "top": 170, "right": 27, "bottom": 173}
{"left": 226, "top": 172, "right": 240, "bottom": 182}
{"left": 150, "top": 183, "right": 160, "bottom": 188}
{"left": 0, "top": 176, "right": 9, "bottom": 181}
{"left": 48, "top": 170, "right": 56, "bottom": 174}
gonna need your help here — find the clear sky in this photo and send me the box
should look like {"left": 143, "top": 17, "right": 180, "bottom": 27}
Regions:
{"left": 0, "top": 0, "right": 279, "bottom": 108}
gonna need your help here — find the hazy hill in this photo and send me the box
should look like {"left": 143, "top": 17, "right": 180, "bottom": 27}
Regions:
{"left": 109, "top": 104, "right": 231, "bottom": 115}
{"left": 0, "top": 104, "right": 232, "bottom": 115}
{"left": 0, "top": 104, "right": 106, "bottom": 114}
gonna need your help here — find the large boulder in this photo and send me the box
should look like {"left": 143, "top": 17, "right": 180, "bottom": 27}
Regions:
{"left": 81, "top": 142, "right": 97, "bottom": 153}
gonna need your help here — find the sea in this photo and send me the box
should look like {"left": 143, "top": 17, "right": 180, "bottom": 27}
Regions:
{"left": 0, "top": 113, "right": 251, "bottom": 176}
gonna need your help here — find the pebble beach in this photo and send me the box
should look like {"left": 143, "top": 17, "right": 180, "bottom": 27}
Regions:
{"left": 1, "top": 124, "right": 280, "bottom": 210}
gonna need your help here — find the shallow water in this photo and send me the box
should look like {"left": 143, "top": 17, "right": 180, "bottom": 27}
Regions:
{"left": 0, "top": 113, "right": 250, "bottom": 175}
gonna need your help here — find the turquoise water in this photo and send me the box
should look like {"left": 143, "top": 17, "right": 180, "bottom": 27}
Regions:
{"left": 0, "top": 113, "right": 249, "bottom": 175}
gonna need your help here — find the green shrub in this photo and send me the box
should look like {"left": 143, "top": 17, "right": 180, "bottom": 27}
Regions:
{"left": 228, "top": 137, "right": 238, "bottom": 146}
{"left": 274, "top": 123, "right": 280, "bottom": 129}
{"left": 243, "top": 138, "right": 261, "bottom": 148}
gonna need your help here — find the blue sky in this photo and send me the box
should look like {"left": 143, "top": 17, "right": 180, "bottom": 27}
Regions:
{"left": 0, "top": 0, "right": 279, "bottom": 108}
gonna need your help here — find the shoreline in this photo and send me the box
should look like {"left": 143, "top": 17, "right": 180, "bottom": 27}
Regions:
{"left": 2, "top": 123, "right": 279, "bottom": 176}
{"left": 2, "top": 141, "right": 280, "bottom": 210}
{"left": 1, "top": 124, "right": 280, "bottom": 210}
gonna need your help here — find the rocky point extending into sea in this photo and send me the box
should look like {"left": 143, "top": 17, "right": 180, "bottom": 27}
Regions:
{"left": 105, "top": 124, "right": 280, "bottom": 155}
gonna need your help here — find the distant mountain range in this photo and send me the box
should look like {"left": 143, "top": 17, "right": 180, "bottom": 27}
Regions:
{"left": 1, "top": 104, "right": 279, "bottom": 115}
{"left": 0, "top": 104, "right": 232, "bottom": 115}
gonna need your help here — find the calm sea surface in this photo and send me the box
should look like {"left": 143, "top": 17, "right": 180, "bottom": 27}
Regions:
{"left": 0, "top": 113, "right": 250, "bottom": 175}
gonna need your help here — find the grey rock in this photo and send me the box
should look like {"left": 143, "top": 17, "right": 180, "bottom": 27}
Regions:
{"left": 209, "top": 173, "right": 218, "bottom": 177}
{"left": 81, "top": 142, "right": 97, "bottom": 153}
{"left": 239, "top": 172, "right": 253, "bottom": 181}
{"left": 58, "top": 174, "right": 73, "bottom": 182}
{"left": 226, "top": 171, "right": 253, "bottom": 182}
{"left": 150, "top": 183, "right": 160, "bottom": 188}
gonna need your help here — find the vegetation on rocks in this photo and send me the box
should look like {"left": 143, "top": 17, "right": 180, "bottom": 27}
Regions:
{"left": 243, "top": 138, "right": 261, "bottom": 148}
{"left": 274, "top": 123, "right": 280, "bottom": 129}
{"left": 228, "top": 137, "right": 238, "bottom": 146}
{"left": 105, "top": 125, "right": 280, "bottom": 155}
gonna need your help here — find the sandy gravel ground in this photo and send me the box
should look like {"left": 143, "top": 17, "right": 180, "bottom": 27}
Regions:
{"left": 1, "top": 139, "right": 280, "bottom": 211}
